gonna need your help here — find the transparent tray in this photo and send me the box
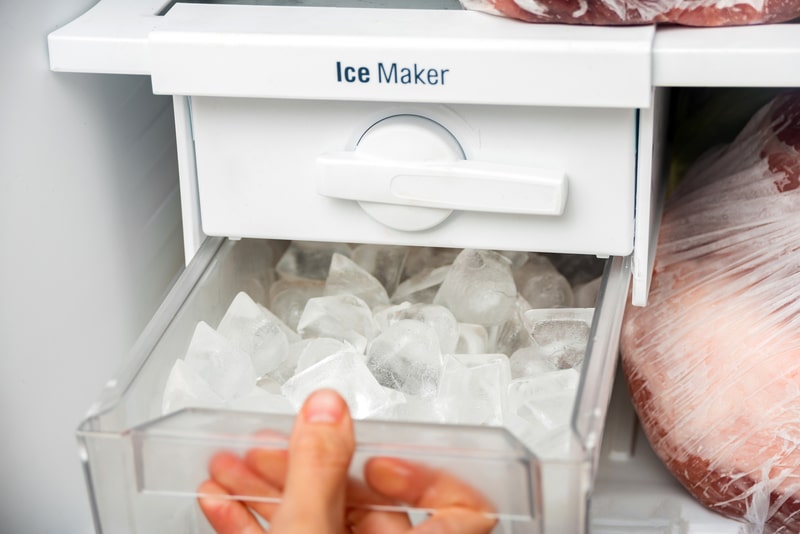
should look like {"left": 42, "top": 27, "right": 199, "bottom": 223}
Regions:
{"left": 77, "top": 237, "right": 631, "bottom": 534}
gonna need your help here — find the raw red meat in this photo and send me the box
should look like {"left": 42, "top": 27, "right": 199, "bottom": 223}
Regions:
{"left": 463, "top": 0, "right": 800, "bottom": 26}
{"left": 621, "top": 92, "right": 800, "bottom": 533}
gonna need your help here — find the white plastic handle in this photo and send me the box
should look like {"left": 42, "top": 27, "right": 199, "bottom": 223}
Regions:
{"left": 317, "top": 152, "right": 568, "bottom": 216}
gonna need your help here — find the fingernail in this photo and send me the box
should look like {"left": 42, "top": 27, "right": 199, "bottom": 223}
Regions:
{"left": 303, "top": 389, "right": 345, "bottom": 424}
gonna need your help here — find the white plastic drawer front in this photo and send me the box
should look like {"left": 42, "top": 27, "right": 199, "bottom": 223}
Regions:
{"left": 192, "top": 98, "right": 637, "bottom": 256}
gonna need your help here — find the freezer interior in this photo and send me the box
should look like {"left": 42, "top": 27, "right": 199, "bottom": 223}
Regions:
{"left": 77, "top": 236, "right": 631, "bottom": 534}
{"left": 47, "top": 2, "right": 800, "bottom": 532}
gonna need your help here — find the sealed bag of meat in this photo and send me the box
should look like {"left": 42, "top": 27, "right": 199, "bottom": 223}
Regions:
{"left": 461, "top": 0, "right": 800, "bottom": 26}
{"left": 620, "top": 91, "right": 800, "bottom": 533}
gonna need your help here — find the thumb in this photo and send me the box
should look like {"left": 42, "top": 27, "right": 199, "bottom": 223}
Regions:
{"left": 271, "top": 389, "right": 355, "bottom": 532}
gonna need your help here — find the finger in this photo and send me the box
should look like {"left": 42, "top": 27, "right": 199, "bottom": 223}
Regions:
{"left": 345, "top": 480, "right": 413, "bottom": 534}
{"left": 244, "top": 446, "right": 289, "bottom": 491}
{"left": 207, "top": 451, "right": 282, "bottom": 520}
{"left": 410, "top": 508, "right": 496, "bottom": 534}
{"left": 269, "top": 389, "right": 356, "bottom": 531}
{"left": 349, "top": 508, "right": 414, "bottom": 534}
{"left": 364, "top": 457, "right": 494, "bottom": 512}
{"left": 246, "top": 432, "right": 413, "bottom": 533}
{"left": 245, "top": 422, "right": 413, "bottom": 534}
{"left": 197, "top": 479, "right": 266, "bottom": 534}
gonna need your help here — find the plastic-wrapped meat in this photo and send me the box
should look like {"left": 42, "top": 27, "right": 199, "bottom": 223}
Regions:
{"left": 461, "top": 0, "right": 800, "bottom": 26}
{"left": 620, "top": 92, "right": 800, "bottom": 533}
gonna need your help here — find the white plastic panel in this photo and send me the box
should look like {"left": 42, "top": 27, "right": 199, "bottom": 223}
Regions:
{"left": 191, "top": 98, "right": 637, "bottom": 256}
{"left": 48, "top": 0, "right": 654, "bottom": 107}
{"left": 148, "top": 5, "right": 653, "bottom": 108}
{"left": 653, "top": 23, "right": 800, "bottom": 88}
{"left": 47, "top": 0, "right": 167, "bottom": 74}
{"left": 173, "top": 95, "right": 206, "bottom": 264}
{"left": 631, "top": 88, "right": 668, "bottom": 307}
{"left": 50, "top": 1, "right": 800, "bottom": 92}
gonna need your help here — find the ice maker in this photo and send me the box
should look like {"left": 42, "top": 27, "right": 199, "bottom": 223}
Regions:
{"left": 48, "top": 2, "right": 800, "bottom": 533}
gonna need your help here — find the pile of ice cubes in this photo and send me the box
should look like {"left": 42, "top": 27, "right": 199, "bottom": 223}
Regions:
{"left": 163, "top": 241, "right": 603, "bottom": 457}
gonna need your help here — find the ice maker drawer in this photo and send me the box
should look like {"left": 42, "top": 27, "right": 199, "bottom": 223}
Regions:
{"left": 78, "top": 236, "right": 631, "bottom": 534}
{"left": 192, "top": 98, "right": 638, "bottom": 257}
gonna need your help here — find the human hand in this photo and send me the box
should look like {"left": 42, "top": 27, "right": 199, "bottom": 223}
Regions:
{"left": 198, "top": 389, "right": 497, "bottom": 534}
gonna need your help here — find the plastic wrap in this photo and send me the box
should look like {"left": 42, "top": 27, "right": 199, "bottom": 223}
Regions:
{"left": 620, "top": 91, "right": 800, "bottom": 533}
{"left": 461, "top": 0, "right": 800, "bottom": 26}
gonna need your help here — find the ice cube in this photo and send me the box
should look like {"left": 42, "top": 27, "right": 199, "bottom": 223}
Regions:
{"left": 505, "top": 413, "right": 574, "bottom": 458}
{"left": 324, "top": 253, "right": 390, "bottom": 309}
{"left": 276, "top": 241, "right": 352, "bottom": 281}
{"left": 370, "top": 386, "right": 409, "bottom": 419}
{"left": 366, "top": 320, "right": 443, "bottom": 396}
{"left": 261, "top": 339, "right": 310, "bottom": 386}
{"left": 281, "top": 349, "right": 389, "bottom": 419}
{"left": 269, "top": 278, "right": 324, "bottom": 331}
{"left": 489, "top": 296, "right": 534, "bottom": 357}
{"left": 228, "top": 386, "right": 296, "bottom": 414}
{"left": 509, "top": 346, "right": 559, "bottom": 379}
{"left": 403, "top": 247, "right": 459, "bottom": 279}
{"left": 297, "top": 295, "right": 379, "bottom": 354}
{"left": 513, "top": 253, "right": 574, "bottom": 309}
{"left": 456, "top": 323, "right": 489, "bottom": 354}
{"left": 217, "top": 292, "right": 298, "bottom": 376}
{"left": 373, "top": 302, "right": 411, "bottom": 331}
{"left": 183, "top": 322, "right": 257, "bottom": 401}
{"left": 162, "top": 359, "right": 224, "bottom": 414}
{"left": 223, "top": 239, "right": 278, "bottom": 305}
{"left": 372, "top": 395, "right": 454, "bottom": 424}
{"left": 351, "top": 244, "right": 409, "bottom": 296}
{"left": 434, "top": 249, "right": 517, "bottom": 326}
{"left": 256, "top": 374, "right": 283, "bottom": 394}
{"left": 381, "top": 386, "right": 408, "bottom": 408}
{"left": 573, "top": 276, "right": 602, "bottom": 308}
{"left": 497, "top": 250, "right": 530, "bottom": 269}
{"left": 295, "top": 338, "right": 354, "bottom": 374}
{"left": 522, "top": 308, "right": 594, "bottom": 335}
{"left": 505, "top": 412, "right": 541, "bottom": 449}
{"left": 522, "top": 308, "right": 593, "bottom": 369}
{"left": 507, "top": 369, "right": 580, "bottom": 431}
{"left": 374, "top": 302, "right": 458, "bottom": 355}
{"left": 437, "top": 354, "right": 511, "bottom": 425}
{"left": 391, "top": 265, "right": 450, "bottom": 305}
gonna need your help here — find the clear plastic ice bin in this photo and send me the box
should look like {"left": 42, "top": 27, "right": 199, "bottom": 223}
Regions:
{"left": 77, "top": 236, "right": 631, "bottom": 534}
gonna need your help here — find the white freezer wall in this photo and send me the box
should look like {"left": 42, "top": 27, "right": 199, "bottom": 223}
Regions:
{"left": 0, "top": 1, "right": 184, "bottom": 532}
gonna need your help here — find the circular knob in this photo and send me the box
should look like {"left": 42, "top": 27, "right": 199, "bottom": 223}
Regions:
{"left": 355, "top": 115, "right": 463, "bottom": 231}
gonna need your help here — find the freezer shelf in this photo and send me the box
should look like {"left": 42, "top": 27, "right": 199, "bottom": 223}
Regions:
{"left": 77, "top": 236, "right": 631, "bottom": 534}
{"left": 652, "top": 21, "right": 800, "bottom": 88}
{"left": 49, "top": 2, "right": 800, "bottom": 90}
